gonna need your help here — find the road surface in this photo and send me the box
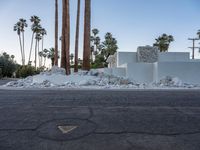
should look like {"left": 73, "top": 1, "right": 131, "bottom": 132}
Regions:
{"left": 0, "top": 80, "right": 200, "bottom": 150}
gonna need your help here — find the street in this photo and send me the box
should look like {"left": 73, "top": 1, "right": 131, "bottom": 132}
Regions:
{"left": 0, "top": 80, "right": 200, "bottom": 150}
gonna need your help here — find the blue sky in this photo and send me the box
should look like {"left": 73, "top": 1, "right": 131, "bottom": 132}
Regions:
{"left": 0, "top": 0, "right": 200, "bottom": 65}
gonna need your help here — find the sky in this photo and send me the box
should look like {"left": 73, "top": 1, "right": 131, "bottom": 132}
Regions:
{"left": 0, "top": 0, "right": 200, "bottom": 65}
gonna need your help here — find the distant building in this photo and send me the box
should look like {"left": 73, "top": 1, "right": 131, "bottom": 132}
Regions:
{"left": 106, "top": 46, "right": 200, "bottom": 84}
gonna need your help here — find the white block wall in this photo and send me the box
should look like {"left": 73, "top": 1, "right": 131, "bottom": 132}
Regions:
{"left": 105, "top": 52, "right": 200, "bottom": 84}
{"left": 158, "top": 52, "right": 190, "bottom": 62}
{"left": 117, "top": 52, "right": 137, "bottom": 67}
{"left": 157, "top": 62, "right": 200, "bottom": 84}
{"left": 126, "top": 63, "right": 154, "bottom": 83}
{"left": 103, "top": 68, "right": 126, "bottom": 77}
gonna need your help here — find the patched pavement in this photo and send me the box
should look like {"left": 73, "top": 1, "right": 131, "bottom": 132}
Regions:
{"left": 0, "top": 82, "right": 200, "bottom": 149}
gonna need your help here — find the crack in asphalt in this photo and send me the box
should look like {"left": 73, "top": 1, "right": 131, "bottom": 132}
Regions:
{"left": 93, "top": 130, "right": 200, "bottom": 136}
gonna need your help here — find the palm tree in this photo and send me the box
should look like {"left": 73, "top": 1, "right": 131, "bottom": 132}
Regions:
{"left": 14, "top": 21, "right": 23, "bottom": 65}
{"left": 82, "top": 0, "right": 91, "bottom": 71}
{"left": 42, "top": 49, "right": 49, "bottom": 67}
{"left": 28, "top": 16, "right": 41, "bottom": 65}
{"left": 19, "top": 19, "right": 28, "bottom": 65}
{"left": 70, "top": 53, "right": 74, "bottom": 65}
{"left": 61, "top": 0, "right": 70, "bottom": 75}
{"left": 35, "top": 29, "right": 42, "bottom": 69}
{"left": 11, "top": 55, "right": 15, "bottom": 61}
{"left": 74, "top": 0, "right": 81, "bottom": 72}
{"left": 40, "top": 28, "right": 47, "bottom": 52}
{"left": 91, "top": 29, "right": 100, "bottom": 62}
{"left": 47, "top": 48, "right": 56, "bottom": 67}
{"left": 38, "top": 51, "right": 43, "bottom": 67}
{"left": 54, "top": 0, "right": 59, "bottom": 66}
{"left": 153, "top": 34, "right": 174, "bottom": 52}
{"left": 61, "top": 0, "right": 66, "bottom": 69}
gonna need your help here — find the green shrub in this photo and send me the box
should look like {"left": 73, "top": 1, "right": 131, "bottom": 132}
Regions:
{"left": 0, "top": 53, "right": 17, "bottom": 78}
{"left": 0, "top": 68, "right": 2, "bottom": 78}
{"left": 16, "top": 65, "right": 39, "bottom": 78}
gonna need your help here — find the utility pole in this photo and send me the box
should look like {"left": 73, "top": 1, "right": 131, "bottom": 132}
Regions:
{"left": 188, "top": 38, "right": 200, "bottom": 59}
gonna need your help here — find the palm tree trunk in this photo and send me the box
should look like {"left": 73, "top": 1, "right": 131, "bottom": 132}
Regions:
{"left": 54, "top": 0, "right": 59, "bottom": 66}
{"left": 41, "top": 37, "right": 44, "bottom": 67}
{"left": 61, "top": 0, "right": 66, "bottom": 69}
{"left": 22, "top": 31, "right": 25, "bottom": 65}
{"left": 28, "top": 32, "right": 34, "bottom": 65}
{"left": 44, "top": 57, "right": 46, "bottom": 67}
{"left": 82, "top": 0, "right": 91, "bottom": 71}
{"left": 65, "top": 0, "right": 70, "bottom": 75}
{"left": 34, "top": 40, "right": 38, "bottom": 69}
{"left": 18, "top": 34, "right": 24, "bottom": 65}
{"left": 38, "top": 41, "right": 40, "bottom": 67}
{"left": 41, "top": 55, "right": 43, "bottom": 67}
{"left": 74, "top": 0, "right": 81, "bottom": 72}
{"left": 61, "top": 0, "right": 70, "bottom": 75}
{"left": 42, "top": 36, "right": 44, "bottom": 52}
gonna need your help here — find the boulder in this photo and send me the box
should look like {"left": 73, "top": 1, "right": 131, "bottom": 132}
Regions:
{"left": 137, "top": 46, "right": 158, "bottom": 63}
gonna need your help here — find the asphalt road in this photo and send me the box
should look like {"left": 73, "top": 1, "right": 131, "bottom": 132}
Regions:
{"left": 0, "top": 80, "right": 200, "bottom": 150}
{"left": 0, "top": 79, "right": 16, "bottom": 86}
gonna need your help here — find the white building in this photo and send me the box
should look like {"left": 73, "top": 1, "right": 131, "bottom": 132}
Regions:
{"left": 106, "top": 46, "right": 200, "bottom": 84}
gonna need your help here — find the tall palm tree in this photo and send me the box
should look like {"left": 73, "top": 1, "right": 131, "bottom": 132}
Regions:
{"left": 47, "top": 48, "right": 56, "bottom": 67}
{"left": 90, "top": 28, "right": 100, "bottom": 63}
{"left": 61, "top": 0, "right": 70, "bottom": 75}
{"left": 70, "top": 53, "right": 74, "bottom": 65}
{"left": 74, "top": 0, "right": 81, "bottom": 72}
{"left": 38, "top": 51, "right": 43, "bottom": 67}
{"left": 19, "top": 19, "right": 28, "bottom": 65}
{"left": 35, "top": 29, "right": 42, "bottom": 69}
{"left": 14, "top": 22, "right": 23, "bottom": 65}
{"left": 42, "top": 49, "right": 49, "bottom": 67}
{"left": 28, "top": 16, "right": 41, "bottom": 65}
{"left": 82, "top": 0, "right": 91, "bottom": 70}
{"left": 54, "top": 0, "right": 59, "bottom": 66}
{"left": 61, "top": 0, "right": 66, "bottom": 69}
{"left": 40, "top": 28, "right": 47, "bottom": 52}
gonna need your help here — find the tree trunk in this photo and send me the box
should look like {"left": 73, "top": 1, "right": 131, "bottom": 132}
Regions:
{"left": 41, "top": 36, "right": 44, "bottom": 67}
{"left": 38, "top": 41, "right": 40, "bottom": 67}
{"left": 51, "top": 58, "right": 55, "bottom": 67}
{"left": 61, "top": 0, "right": 70, "bottom": 75}
{"left": 44, "top": 57, "right": 46, "bottom": 67}
{"left": 28, "top": 32, "right": 34, "bottom": 65}
{"left": 74, "top": 0, "right": 81, "bottom": 72}
{"left": 18, "top": 34, "right": 24, "bottom": 65}
{"left": 41, "top": 55, "right": 43, "bottom": 67}
{"left": 34, "top": 40, "right": 38, "bottom": 69}
{"left": 65, "top": 0, "right": 70, "bottom": 75}
{"left": 82, "top": 0, "right": 91, "bottom": 71}
{"left": 54, "top": 0, "right": 59, "bottom": 66}
{"left": 61, "top": 0, "right": 66, "bottom": 69}
{"left": 22, "top": 31, "right": 25, "bottom": 65}
{"left": 42, "top": 36, "right": 44, "bottom": 52}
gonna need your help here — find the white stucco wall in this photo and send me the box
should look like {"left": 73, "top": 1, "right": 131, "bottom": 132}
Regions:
{"left": 158, "top": 52, "right": 190, "bottom": 62}
{"left": 117, "top": 52, "right": 137, "bottom": 67}
{"left": 112, "top": 68, "right": 126, "bottom": 77}
{"left": 157, "top": 62, "right": 200, "bottom": 84}
{"left": 105, "top": 52, "right": 200, "bottom": 84}
{"left": 153, "top": 63, "right": 158, "bottom": 82}
{"left": 126, "top": 63, "right": 154, "bottom": 83}
{"left": 103, "top": 68, "right": 126, "bottom": 77}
